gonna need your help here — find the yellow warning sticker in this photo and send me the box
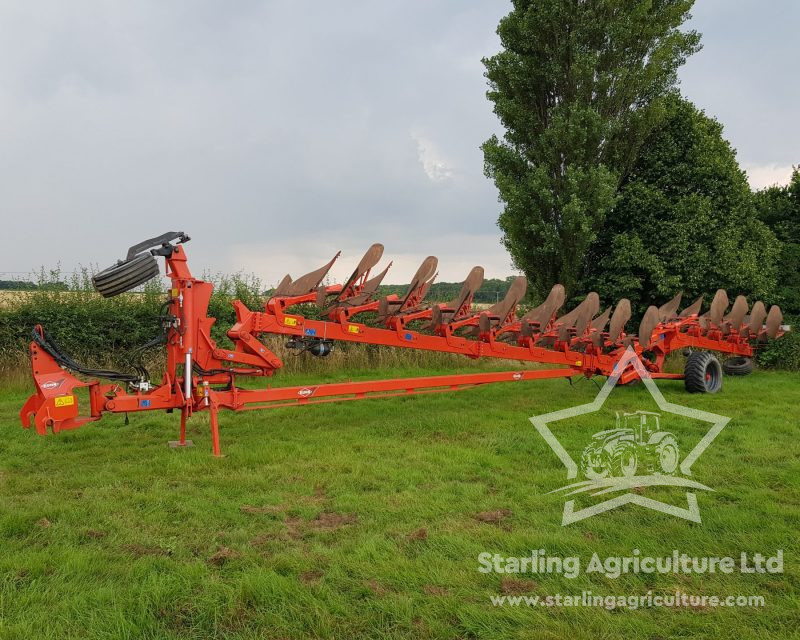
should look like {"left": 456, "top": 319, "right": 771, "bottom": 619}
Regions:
{"left": 170, "top": 288, "right": 179, "bottom": 298}
{"left": 347, "top": 325, "right": 359, "bottom": 334}
{"left": 575, "top": 360, "right": 582, "bottom": 366}
{"left": 284, "top": 317, "right": 298, "bottom": 327}
{"left": 54, "top": 395, "right": 75, "bottom": 408}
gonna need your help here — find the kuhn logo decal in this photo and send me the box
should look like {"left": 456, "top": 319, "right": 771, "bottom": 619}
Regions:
{"left": 298, "top": 387, "right": 316, "bottom": 398}
{"left": 41, "top": 380, "right": 64, "bottom": 390}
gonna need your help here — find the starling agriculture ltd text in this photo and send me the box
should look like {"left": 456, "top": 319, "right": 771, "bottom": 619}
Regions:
{"left": 477, "top": 550, "right": 784, "bottom": 580}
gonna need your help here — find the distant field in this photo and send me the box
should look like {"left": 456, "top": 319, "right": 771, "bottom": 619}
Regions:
{"left": 0, "top": 291, "right": 32, "bottom": 307}
{"left": 1, "top": 365, "right": 797, "bottom": 639}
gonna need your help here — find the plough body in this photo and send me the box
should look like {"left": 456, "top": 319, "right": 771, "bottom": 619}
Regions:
{"left": 20, "top": 233, "right": 786, "bottom": 455}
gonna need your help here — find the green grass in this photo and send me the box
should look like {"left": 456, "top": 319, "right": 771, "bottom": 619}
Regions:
{"left": 1, "top": 365, "right": 798, "bottom": 639}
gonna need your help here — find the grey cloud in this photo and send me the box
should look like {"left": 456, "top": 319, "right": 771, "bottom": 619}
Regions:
{"left": 680, "top": 0, "right": 799, "bottom": 170}
{"left": 0, "top": 1, "right": 795, "bottom": 286}
{"left": 0, "top": 1, "right": 509, "bottom": 283}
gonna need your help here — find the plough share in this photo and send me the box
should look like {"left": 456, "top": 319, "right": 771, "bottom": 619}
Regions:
{"left": 20, "top": 233, "right": 787, "bottom": 456}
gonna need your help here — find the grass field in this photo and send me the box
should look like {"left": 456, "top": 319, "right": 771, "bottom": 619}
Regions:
{"left": 1, "top": 364, "right": 798, "bottom": 639}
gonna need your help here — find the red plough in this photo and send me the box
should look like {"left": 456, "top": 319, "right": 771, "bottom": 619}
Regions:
{"left": 20, "top": 233, "right": 788, "bottom": 456}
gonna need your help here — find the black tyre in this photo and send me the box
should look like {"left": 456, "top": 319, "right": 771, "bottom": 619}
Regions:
{"left": 684, "top": 351, "right": 723, "bottom": 393}
{"left": 92, "top": 252, "right": 160, "bottom": 298}
{"left": 722, "top": 356, "right": 754, "bottom": 376}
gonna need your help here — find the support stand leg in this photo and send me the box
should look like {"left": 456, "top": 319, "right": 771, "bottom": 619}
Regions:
{"left": 168, "top": 406, "right": 194, "bottom": 448}
{"left": 180, "top": 406, "right": 187, "bottom": 444}
{"left": 209, "top": 403, "right": 222, "bottom": 457}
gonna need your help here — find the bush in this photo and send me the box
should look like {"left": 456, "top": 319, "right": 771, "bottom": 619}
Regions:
{"left": 754, "top": 169, "right": 800, "bottom": 316}
{"left": 756, "top": 316, "right": 800, "bottom": 371}
{"left": 0, "top": 268, "right": 477, "bottom": 379}
{"left": 586, "top": 95, "right": 779, "bottom": 316}
{"left": 0, "top": 268, "right": 263, "bottom": 376}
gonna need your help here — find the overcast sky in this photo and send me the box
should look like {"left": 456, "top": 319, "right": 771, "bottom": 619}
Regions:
{"left": 1, "top": 1, "right": 797, "bottom": 286}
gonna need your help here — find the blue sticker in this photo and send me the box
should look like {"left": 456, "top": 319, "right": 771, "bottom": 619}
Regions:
{"left": 404, "top": 332, "right": 413, "bottom": 341}
{"left": 140, "top": 399, "right": 151, "bottom": 408}
{"left": 305, "top": 328, "right": 317, "bottom": 336}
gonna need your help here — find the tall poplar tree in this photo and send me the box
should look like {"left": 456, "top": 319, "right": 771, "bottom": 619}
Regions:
{"left": 483, "top": 0, "right": 700, "bottom": 298}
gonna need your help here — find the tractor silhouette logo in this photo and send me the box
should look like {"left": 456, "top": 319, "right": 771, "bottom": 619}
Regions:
{"left": 580, "top": 411, "right": 679, "bottom": 480}
{"left": 531, "top": 348, "right": 730, "bottom": 525}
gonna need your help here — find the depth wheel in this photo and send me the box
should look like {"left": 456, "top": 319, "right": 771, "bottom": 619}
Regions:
{"left": 684, "top": 352, "right": 723, "bottom": 393}
{"left": 723, "top": 356, "right": 753, "bottom": 376}
{"left": 92, "top": 252, "right": 160, "bottom": 298}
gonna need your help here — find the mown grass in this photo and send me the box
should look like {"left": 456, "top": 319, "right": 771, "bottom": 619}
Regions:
{"left": 0, "top": 363, "right": 798, "bottom": 639}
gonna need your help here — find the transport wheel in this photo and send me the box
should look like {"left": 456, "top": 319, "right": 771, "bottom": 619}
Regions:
{"left": 722, "top": 356, "right": 754, "bottom": 376}
{"left": 92, "top": 252, "right": 160, "bottom": 298}
{"left": 684, "top": 352, "right": 723, "bottom": 393}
